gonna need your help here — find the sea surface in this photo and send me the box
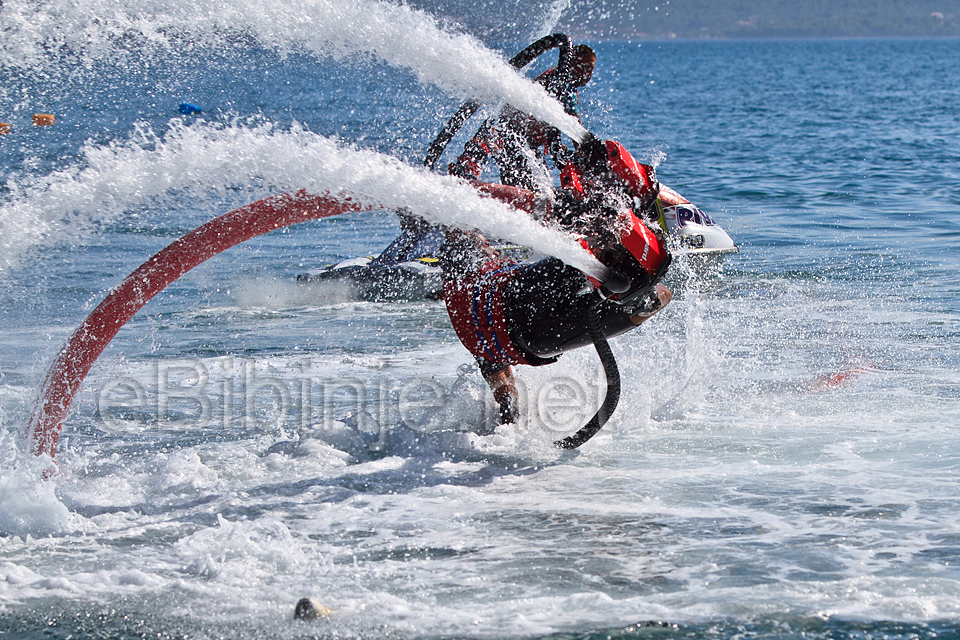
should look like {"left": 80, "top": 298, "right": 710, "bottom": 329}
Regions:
{"left": 2, "top": 3, "right": 960, "bottom": 637}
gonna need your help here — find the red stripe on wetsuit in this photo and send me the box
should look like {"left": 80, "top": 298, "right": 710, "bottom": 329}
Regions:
{"left": 443, "top": 257, "right": 532, "bottom": 366}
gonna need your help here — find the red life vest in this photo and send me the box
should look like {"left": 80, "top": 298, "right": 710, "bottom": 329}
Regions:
{"left": 621, "top": 211, "right": 668, "bottom": 278}
{"left": 604, "top": 140, "right": 658, "bottom": 205}
{"left": 579, "top": 210, "right": 668, "bottom": 290}
{"left": 443, "top": 256, "right": 532, "bottom": 366}
{"left": 561, "top": 140, "right": 667, "bottom": 283}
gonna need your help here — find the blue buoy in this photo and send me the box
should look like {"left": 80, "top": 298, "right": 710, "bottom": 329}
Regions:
{"left": 179, "top": 103, "right": 202, "bottom": 115}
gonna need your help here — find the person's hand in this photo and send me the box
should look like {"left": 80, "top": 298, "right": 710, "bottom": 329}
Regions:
{"left": 483, "top": 367, "right": 518, "bottom": 425}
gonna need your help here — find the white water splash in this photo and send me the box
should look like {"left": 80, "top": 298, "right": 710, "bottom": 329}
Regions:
{"left": 0, "top": 430, "right": 74, "bottom": 536}
{"left": 0, "top": 0, "right": 586, "bottom": 141}
{"left": 0, "top": 119, "right": 604, "bottom": 278}
{"left": 532, "top": 0, "right": 573, "bottom": 39}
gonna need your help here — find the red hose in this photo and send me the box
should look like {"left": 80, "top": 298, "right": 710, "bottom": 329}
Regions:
{"left": 26, "top": 184, "right": 539, "bottom": 462}
{"left": 26, "top": 191, "right": 370, "bottom": 460}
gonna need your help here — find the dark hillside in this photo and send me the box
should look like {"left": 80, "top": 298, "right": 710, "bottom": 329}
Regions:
{"left": 556, "top": 0, "right": 960, "bottom": 39}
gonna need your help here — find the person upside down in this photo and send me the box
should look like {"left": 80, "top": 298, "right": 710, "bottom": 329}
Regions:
{"left": 439, "top": 135, "right": 673, "bottom": 426}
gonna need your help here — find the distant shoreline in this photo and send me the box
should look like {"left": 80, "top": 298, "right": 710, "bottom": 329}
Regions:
{"left": 551, "top": 1, "right": 960, "bottom": 42}
{"left": 563, "top": 34, "right": 960, "bottom": 43}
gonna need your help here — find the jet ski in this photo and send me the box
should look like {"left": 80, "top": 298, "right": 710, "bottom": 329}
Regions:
{"left": 297, "top": 226, "right": 446, "bottom": 301}
{"left": 296, "top": 254, "right": 444, "bottom": 301}
{"left": 298, "top": 33, "right": 736, "bottom": 301}
{"left": 659, "top": 184, "right": 738, "bottom": 258}
{"left": 296, "top": 225, "right": 534, "bottom": 301}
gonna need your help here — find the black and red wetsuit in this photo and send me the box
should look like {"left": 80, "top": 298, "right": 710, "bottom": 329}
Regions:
{"left": 441, "top": 139, "right": 670, "bottom": 377}
{"left": 443, "top": 256, "right": 645, "bottom": 377}
{"left": 441, "top": 228, "right": 669, "bottom": 377}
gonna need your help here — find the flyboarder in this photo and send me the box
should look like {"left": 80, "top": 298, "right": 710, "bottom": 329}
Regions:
{"left": 439, "top": 135, "right": 673, "bottom": 427}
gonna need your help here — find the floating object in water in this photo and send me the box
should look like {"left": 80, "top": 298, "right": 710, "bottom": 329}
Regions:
{"left": 297, "top": 235, "right": 528, "bottom": 302}
{"left": 804, "top": 359, "right": 876, "bottom": 392}
{"left": 294, "top": 598, "right": 334, "bottom": 620}
{"left": 0, "top": 123, "right": 9, "bottom": 135}
{"left": 179, "top": 102, "right": 202, "bottom": 115}
{"left": 32, "top": 113, "right": 55, "bottom": 126}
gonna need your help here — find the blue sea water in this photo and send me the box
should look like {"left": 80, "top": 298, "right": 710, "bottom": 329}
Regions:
{"left": 2, "top": 7, "right": 960, "bottom": 638}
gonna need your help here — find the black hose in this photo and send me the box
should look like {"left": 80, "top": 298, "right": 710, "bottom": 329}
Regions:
{"left": 554, "top": 296, "right": 621, "bottom": 449}
{"left": 423, "top": 33, "right": 573, "bottom": 170}
{"left": 509, "top": 33, "right": 572, "bottom": 74}
{"left": 423, "top": 99, "right": 482, "bottom": 171}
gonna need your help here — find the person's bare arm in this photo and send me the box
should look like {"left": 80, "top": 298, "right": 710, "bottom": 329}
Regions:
{"left": 483, "top": 367, "right": 518, "bottom": 424}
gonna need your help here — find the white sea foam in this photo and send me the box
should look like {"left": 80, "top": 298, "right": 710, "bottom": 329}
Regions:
{"left": 0, "top": 0, "right": 586, "bottom": 141}
{"left": 0, "top": 431, "right": 74, "bottom": 536}
{"left": 0, "top": 469, "right": 74, "bottom": 536}
{"left": 6, "top": 288, "right": 960, "bottom": 631}
{"left": 0, "top": 119, "right": 604, "bottom": 278}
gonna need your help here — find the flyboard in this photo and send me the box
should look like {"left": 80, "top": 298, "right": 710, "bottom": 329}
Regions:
{"left": 298, "top": 34, "right": 737, "bottom": 302}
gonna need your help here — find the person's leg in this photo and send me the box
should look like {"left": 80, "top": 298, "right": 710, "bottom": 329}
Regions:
{"left": 450, "top": 126, "right": 493, "bottom": 180}
{"left": 494, "top": 131, "right": 539, "bottom": 191}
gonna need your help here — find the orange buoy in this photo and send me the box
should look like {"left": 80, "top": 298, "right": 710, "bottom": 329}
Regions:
{"left": 32, "top": 113, "right": 55, "bottom": 126}
{"left": 0, "top": 123, "right": 10, "bottom": 135}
